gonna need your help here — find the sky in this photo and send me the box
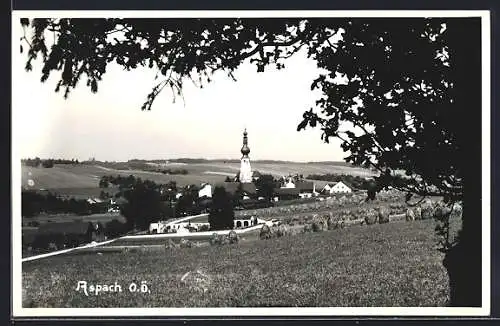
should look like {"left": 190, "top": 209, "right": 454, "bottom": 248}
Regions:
{"left": 12, "top": 23, "right": 348, "bottom": 163}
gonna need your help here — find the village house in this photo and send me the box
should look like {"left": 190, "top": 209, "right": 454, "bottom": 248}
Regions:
{"left": 274, "top": 187, "right": 300, "bottom": 201}
{"left": 273, "top": 176, "right": 316, "bottom": 200}
{"left": 321, "top": 181, "right": 353, "bottom": 194}
{"left": 294, "top": 180, "right": 316, "bottom": 198}
{"left": 198, "top": 183, "right": 212, "bottom": 198}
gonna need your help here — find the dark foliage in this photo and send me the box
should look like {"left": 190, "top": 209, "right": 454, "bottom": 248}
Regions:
{"left": 104, "top": 219, "right": 128, "bottom": 238}
{"left": 209, "top": 186, "right": 234, "bottom": 230}
{"left": 22, "top": 157, "right": 80, "bottom": 167}
{"left": 21, "top": 190, "right": 109, "bottom": 217}
{"left": 121, "top": 180, "right": 164, "bottom": 230}
{"left": 254, "top": 174, "right": 278, "bottom": 201}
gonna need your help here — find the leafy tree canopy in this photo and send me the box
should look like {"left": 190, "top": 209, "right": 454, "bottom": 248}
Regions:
{"left": 20, "top": 17, "right": 478, "bottom": 204}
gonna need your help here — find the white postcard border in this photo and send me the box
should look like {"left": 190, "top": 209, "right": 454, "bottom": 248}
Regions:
{"left": 11, "top": 10, "right": 491, "bottom": 317}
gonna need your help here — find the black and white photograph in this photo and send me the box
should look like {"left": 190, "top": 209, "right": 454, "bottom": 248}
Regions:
{"left": 11, "top": 10, "right": 490, "bottom": 316}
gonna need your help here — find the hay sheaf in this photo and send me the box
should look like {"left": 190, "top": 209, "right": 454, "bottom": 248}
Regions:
{"left": 405, "top": 208, "right": 416, "bottom": 221}
{"left": 180, "top": 238, "right": 193, "bottom": 248}
{"left": 433, "top": 202, "right": 452, "bottom": 221}
{"left": 311, "top": 215, "right": 328, "bottom": 232}
{"left": 210, "top": 231, "right": 239, "bottom": 245}
{"left": 378, "top": 207, "right": 390, "bottom": 224}
{"left": 420, "top": 201, "right": 434, "bottom": 220}
{"left": 259, "top": 224, "right": 272, "bottom": 240}
{"left": 165, "top": 239, "right": 180, "bottom": 249}
{"left": 228, "top": 230, "right": 239, "bottom": 244}
{"left": 327, "top": 216, "right": 342, "bottom": 230}
{"left": 364, "top": 209, "right": 379, "bottom": 225}
{"left": 209, "top": 233, "right": 222, "bottom": 246}
{"left": 303, "top": 224, "right": 313, "bottom": 233}
{"left": 273, "top": 224, "right": 289, "bottom": 237}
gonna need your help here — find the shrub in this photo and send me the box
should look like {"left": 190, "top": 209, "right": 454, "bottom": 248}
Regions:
{"left": 104, "top": 219, "right": 127, "bottom": 238}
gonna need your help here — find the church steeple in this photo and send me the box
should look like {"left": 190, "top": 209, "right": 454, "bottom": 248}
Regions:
{"left": 241, "top": 128, "right": 250, "bottom": 157}
{"left": 239, "top": 128, "right": 252, "bottom": 183}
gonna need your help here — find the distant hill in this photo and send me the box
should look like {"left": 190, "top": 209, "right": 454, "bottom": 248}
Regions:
{"left": 126, "top": 158, "right": 351, "bottom": 165}
{"left": 21, "top": 159, "right": 375, "bottom": 192}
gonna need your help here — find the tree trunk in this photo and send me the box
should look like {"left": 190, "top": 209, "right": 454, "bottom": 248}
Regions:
{"left": 442, "top": 17, "right": 482, "bottom": 307}
{"left": 443, "top": 221, "right": 482, "bottom": 306}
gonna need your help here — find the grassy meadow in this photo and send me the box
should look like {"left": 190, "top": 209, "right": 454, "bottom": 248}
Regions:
{"left": 22, "top": 219, "right": 450, "bottom": 308}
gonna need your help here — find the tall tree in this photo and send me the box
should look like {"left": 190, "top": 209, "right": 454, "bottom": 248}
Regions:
{"left": 20, "top": 17, "right": 483, "bottom": 306}
{"left": 209, "top": 186, "right": 234, "bottom": 230}
{"left": 121, "top": 179, "right": 163, "bottom": 230}
{"left": 254, "top": 174, "right": 277, "bottom": 201}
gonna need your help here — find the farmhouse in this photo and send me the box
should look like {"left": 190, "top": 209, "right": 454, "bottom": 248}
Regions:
{"left": 234, "top": 216, "right": 258, "bottom": 228}
{"left": 198, "top": 183, "right": 213, "bottom": 198}
{"left": 274, "top": 187, "right": 300, "bottom": 201}
{"left": 321, "top": 181, "right": 353, "bottom": 194}
{"left": 295, "top": 181, "right": 316, "bottom": 198}
{"left": 149, "top": 212, "right": 262, "bottom": 234}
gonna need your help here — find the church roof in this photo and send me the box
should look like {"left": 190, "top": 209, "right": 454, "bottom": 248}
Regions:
{"left": 275, "top": 187, "right": 300, "bottom": 195}
{"left": 295, "top": 181, "right": 314, "bottom": 192}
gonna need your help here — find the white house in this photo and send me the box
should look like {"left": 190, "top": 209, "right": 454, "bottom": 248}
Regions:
{"left": 295, "top": 181, "right": 316, "bottom": 198}
{"left": 322, "top": 181, "right": 352, "bottom": 194}
{"left": 198, "top": 183, "right": 212, "bottom": 198}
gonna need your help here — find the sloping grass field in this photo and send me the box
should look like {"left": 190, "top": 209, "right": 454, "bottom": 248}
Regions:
{"left": 22, "top": 219, "right": 450, "bottom": 308}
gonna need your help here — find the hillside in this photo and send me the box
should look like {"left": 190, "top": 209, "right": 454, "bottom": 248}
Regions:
{"left": 21, "top": 162, "right": 375, "bottom": 192}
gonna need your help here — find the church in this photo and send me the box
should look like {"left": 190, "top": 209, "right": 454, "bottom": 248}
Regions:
{"left": 218, "top": 129, "right": 259, "bottom": 199}
{"left": 198, "top": 129, "right": 316, "bottom": 201}
{"left": 239, "top": 128, "right": 253, "bottom": 183}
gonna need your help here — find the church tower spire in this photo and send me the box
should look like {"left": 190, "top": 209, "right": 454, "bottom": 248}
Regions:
{"left": 239, "top": 128, "right": 253, "bottom": 183}
{"left": 241, "top": 128, "right": 250, "bottom": 157}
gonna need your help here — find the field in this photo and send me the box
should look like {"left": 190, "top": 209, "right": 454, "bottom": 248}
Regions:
{"left": 21, "top": 161, "right": 375, "bottom": 194}
{"left": 22, "top": 219, "right": 450, "bottom": 307}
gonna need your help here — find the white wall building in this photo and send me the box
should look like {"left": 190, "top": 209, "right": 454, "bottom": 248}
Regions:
{"left": 198, "top": 183, "right": 212, "bottom": 198}
{"left": 322, "top": 181, "right": 352, "bottom": 194}
{"left": 239, "top": 129, "right": 253, "bottom": 183}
